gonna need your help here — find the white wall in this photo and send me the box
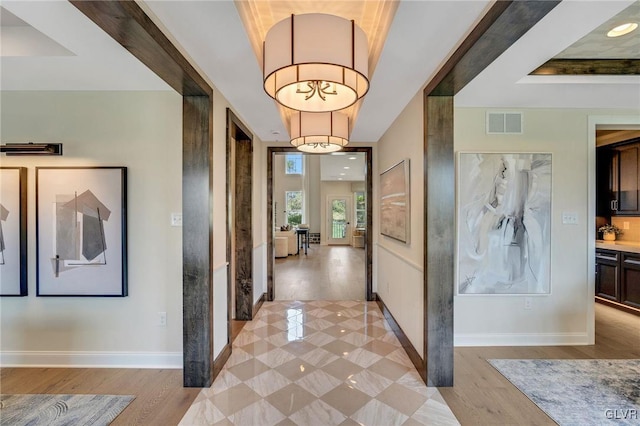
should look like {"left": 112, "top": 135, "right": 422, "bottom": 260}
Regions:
{"left": 374, "top": 92, "right": 425, "bottom": 357}
{"left": 454, "top": 107, "right": 640, "bottom": 346}
{"left": 307, "top": 155, "right": 322, "bottom": 233}
{"left": 0, "top": 91, "right": 183, "bottom": 367}
{"left": 0, "top": 88, "right": 268, "bottom": 366}
{"left": 212, "top": 87, "right": 266, "bottom": 357}
{"left": 253, "top": 131, "right": 266, "bottom": 305}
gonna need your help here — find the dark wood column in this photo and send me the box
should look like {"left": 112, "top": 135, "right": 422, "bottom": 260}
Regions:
{"left": 183, "top": 96, "right": 214, "bottom": 387}
{"left": 234, "top": 138, "right": 254, "bottom": 320}
{"left": 424, "top": 95, "right": 454, "bottom": 386}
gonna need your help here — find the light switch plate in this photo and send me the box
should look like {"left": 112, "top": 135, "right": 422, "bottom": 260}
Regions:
{"left": 171, "top": 213, "right": 182, "bottom": 227}
{"left": 561, "top": 212, "right": 578, "bottom": 225}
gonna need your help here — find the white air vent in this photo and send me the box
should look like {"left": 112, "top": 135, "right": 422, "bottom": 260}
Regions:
{"left": 486, "top": 112, "right": 523, "bottom": 134}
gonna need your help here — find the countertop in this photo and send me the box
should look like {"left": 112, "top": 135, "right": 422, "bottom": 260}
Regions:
{"left": 596, "top": 240, "right": 640, "bottom": 254}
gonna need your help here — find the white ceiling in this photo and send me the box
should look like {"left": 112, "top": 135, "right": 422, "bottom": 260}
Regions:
{"left": 1, "top": 1, "right": 639, "bottom": 142}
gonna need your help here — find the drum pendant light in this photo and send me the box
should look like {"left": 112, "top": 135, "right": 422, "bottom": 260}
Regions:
{"left": 264, "top": 13, "right": 369, "bottom": 113}
{"left": 289, "top": 111, "right": 349, "bottom": 153}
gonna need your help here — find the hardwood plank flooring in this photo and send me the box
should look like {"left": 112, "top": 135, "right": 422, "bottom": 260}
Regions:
{"left": 274, "top": 245, "right": 366, "bottom": 300}
{"left": 1, "top": 304, "right": 636, "bottom": 425}
{"left": 439, "top": 303, "right": 640, "bottom": 425}
{"left": 0, "top": 368, "right": 199, "bottom": 426}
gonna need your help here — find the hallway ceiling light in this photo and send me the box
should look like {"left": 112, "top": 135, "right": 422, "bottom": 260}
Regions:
{"left": 263, "top": 13, "right": 369, "bottom": 112}
{"left": 607, "top": 22, "right": 638, "bottom": 37}
{"left": 289, "top": 111, "right": 349, "bottom": 153}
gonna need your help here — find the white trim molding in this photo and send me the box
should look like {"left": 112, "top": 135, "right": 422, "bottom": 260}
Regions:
{"left": 0, "top": 351, "right": 183, "bottom": 369}
{"left": 454, "top": 332, "right": 589, "bottom": 347}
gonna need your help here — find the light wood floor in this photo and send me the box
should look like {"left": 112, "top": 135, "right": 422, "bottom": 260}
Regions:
{"left": 439, "top": 303, "right": 640, "bottom": 425}
{"left": 274, "top": 244, "right": 366, "bottom": 300}
{"left": 1, "top": 305, "right": 637, "bottom": 425}
{"left": 0, "top": 368, "right": 199, "bottom": 425}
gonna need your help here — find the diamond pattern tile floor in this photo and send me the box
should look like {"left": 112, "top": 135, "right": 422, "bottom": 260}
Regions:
{"left": 179, "top": 301, "right": 460, "bottom": 425}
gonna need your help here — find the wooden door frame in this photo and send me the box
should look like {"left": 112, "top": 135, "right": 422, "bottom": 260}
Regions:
{"left": 72, "top": 0, "right": 561, "bottom": 389}
{"left": 267, "top": 147, "right": 373, "bottom": 301}
{"left": 71, "top": 1, "right": 216, "bottom": 387}
{"left": 420, "top": 0, "right": 561, "bottom": 387}
{"left": 226, "top": 110, "right": 255, "bottom": 321}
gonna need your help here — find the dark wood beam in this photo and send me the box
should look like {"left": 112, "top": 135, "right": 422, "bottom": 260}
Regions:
{"left": 425, "top": 0, "right": 561, "bottom": 96}
{"left": 422, "top": 0, "right": 561, "bottom": 387}
{"left": 70, "top": 0, "right": 212, "bottom": 96}
{"left": 531, "top": 59, "right": 640, "bottom": 75}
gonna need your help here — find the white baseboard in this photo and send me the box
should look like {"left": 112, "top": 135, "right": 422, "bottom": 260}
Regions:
{"left": 0, "top": 351, "right": 183, "bottom": 369}
{"left": 454, "top": 332, "right": 589, "bottom": 347}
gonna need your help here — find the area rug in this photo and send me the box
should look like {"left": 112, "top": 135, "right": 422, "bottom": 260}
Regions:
{"left": 0, "top": 394, "right": 135, "bottom": 426}
{"left": 489, "top": 359, "right": 640, "bottom": 426}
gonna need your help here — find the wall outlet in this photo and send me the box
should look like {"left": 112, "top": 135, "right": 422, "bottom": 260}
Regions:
{"left": 158, "top": 312, "right": 167, "bottom": 326}
{"left": 524, "top": 298, "right": 532, "bottom": 310}
{"left": 624, "top": 221, "right": 630, "bottom": 230}
{"left": 561, "top": 212, "right": 578, "bottom": 225}
{"left": 170, "top": 213, "right": 182, "bottom": 227}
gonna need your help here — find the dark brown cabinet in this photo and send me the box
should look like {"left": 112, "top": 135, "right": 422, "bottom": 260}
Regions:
{"left": 597, "top": 140, "right": 640, "bottom": 216}
{"left": 621, "top": 253, "right": 640, "bottom": 309}
{"left": 616, "top": 144, "right": 640, "bottom": 214}
{"left": 595, "top": 249, "right": 619, "bottom": 301}
{"left": 596, "top": 248, "right": 640, "bottom": 310}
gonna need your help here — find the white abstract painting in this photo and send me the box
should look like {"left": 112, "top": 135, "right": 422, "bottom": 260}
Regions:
{"left": 457, "top": 153, "right": 551, "bottom": 295}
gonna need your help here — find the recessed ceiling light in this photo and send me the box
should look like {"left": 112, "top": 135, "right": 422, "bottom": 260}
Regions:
{"left": 340, "top": 173, "right": 346, "bottom": 176}
{"left": 344, "top": 166, "right": 350, "bottom": 169}
{"left": 338, "top": 178, "right": 343, "bottom": 180}
{"left": 349, "top": 156, "right": 357, "bottom": 160}
{"left": 607, "top": 22, "right": 638, "bottom": 37}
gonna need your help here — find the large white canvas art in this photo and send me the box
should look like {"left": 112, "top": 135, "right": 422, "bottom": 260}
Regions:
{"left": 457, "top": 153, "right": 551, "bottom": 295}
{"left": 36, "top": 167, "right": 127, "bottom": 296}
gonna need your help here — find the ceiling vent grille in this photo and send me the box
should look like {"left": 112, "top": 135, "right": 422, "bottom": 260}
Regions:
{"left": 486, "top": 112, "right": 523, "bottom": 134}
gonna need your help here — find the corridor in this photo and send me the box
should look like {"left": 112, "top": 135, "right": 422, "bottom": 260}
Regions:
{"left": 180, "top": 300, "right": 458, "bottom": 425}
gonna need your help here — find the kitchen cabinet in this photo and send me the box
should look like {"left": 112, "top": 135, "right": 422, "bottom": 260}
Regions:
{"left": 621, "top": 253, "right": 640, "bottom": 309}
{"left": 597, "top": 140, "right": 640, "bottom": 216}
{"left": 595, "top": 247, "right": 640, "bottom": 312}
{"left": 595, "top": 249, "right": 619, "bottom": 301}
{"left": 616, "top": 144, "right": 640, "bottom": 214}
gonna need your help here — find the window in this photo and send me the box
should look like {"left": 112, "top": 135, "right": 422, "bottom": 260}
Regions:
{"left": 355, "top": 191, "right": 366, "bottom": 228}
{"left": 285, "top": 191, "right": 303, "bottom": 226}
{"left": 285, "top": 154, "right": 303, "bottom": 174}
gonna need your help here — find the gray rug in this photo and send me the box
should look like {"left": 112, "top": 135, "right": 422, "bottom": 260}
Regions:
{"left": 489, "top": 359, "right": 640, "bottom": 426}
{"left": 0, "top": 394, "right": 134, "bottom": 426}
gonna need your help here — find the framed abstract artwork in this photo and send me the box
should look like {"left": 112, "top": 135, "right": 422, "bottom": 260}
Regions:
{"left": 457, "top": 153, "right": 552, "bottom": 295}
{"left": 380, "top": 159, "right": 410, "bottom": 243}
{"left": 0, "top": 167, "right": 28, "bottom": 296}
{"left": 36, "top": 167, "right": 127, "bottom": 296}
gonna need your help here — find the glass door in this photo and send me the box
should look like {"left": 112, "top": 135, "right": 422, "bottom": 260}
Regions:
{"left": 327, "top": 196, "right": 350, "bottom": 245}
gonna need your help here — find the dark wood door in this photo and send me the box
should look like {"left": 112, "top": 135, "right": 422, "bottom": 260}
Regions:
{"left": 595, "top": 250, "right": 619, "bottom": 301}
{"left": 621, "top": 253, "right": 640, "bottom": 309}
{"left": 615, "top": 144, "right": 640, "bottom": 214}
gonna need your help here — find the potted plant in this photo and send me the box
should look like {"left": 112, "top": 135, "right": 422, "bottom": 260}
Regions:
{"left": 599, "top": 224, "right": 622, "bottom": 241}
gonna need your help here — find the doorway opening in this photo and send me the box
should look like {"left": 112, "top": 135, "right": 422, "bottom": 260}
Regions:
{"left": 267, "top": 147, "right": 373, "bottom": 302}
{"left": 593, "top": 122, "right": 640, "bottom": 324}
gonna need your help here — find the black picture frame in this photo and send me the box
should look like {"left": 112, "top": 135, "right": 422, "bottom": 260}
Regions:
{"left": 36, "top": 167, "right": 127, "bottom": 296}
{"left": 0, "top": 167, "right": 28, "bottom": 296}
